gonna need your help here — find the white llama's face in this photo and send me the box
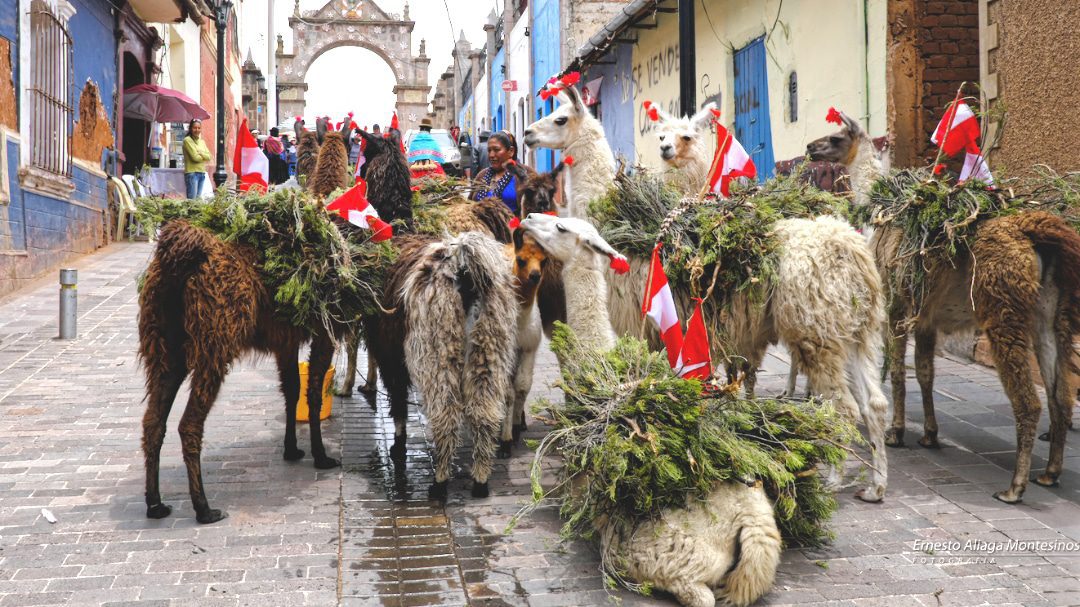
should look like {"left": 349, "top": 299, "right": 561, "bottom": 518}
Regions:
{"left": 523, "top": 87, "right": 586, "bottom": 150}
{"left": 653, "top": 102, "right": 716, "bottom": 168}
{"left": 520, "top": 213, "right": 620, "bottom": 265}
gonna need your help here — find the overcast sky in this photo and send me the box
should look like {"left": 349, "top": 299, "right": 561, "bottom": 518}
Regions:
{"left": 240, "top": 0, "right": 497, "bottom": 128}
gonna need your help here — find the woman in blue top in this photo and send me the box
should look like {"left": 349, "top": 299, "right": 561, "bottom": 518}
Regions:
{"left": 471, "top": 131, "right": 531, "bottom": 213}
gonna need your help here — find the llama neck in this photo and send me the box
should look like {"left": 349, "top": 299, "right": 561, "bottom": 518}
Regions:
{"left": 667, "top": 144, "right": 710, "bottom": 194}
{"left": 846, "top": 137, "right": 883, "bottom": 208}
{"left": 566, "top": 120, "right": 616, "bottom": 220}
{"left": 563, "top": 254, "right": 616, "bottom": 352}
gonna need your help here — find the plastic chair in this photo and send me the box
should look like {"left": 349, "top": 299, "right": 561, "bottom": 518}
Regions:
{"left": 108, "top": 176, "right": 136, "bottom": 240}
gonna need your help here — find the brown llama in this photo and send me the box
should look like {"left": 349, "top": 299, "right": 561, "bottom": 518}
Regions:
{"left": 808, "top": 111, "right": 1080, "bottom": 503}
{"left": 139, "top": 219, "right": 350, "bottom": 524}
{"left": 511, "top": 160, "right": 569, "bottom": 336}
{"left": 308, "top": 130, "right": 350, "bottom": 200}
{"left": 295, "top": 131, "right": 320, "bottom": 180}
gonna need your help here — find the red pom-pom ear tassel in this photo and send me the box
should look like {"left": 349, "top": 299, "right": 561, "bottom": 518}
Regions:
{"left": 560, "top": 72, "right": 581, "bottom": 86}
{"left": 508, "top": 216, "right": 521, "bottom": 230}
{"left": 608, "top": 254, "right": 630, "bottom": 275}
{"left": 643, "top": 100, "right": 659, "bottom": 122}
{"left": 825, "top": 107, "right": 844, "bottom": 126}
{"left": 564, "top": 155, "right": 575, "bottom": 166}
{"left": 710, "top": 108, "right": 721, "bottom": 119}
{"left": 933, "top": 163, "right": 946, "bottom": 175}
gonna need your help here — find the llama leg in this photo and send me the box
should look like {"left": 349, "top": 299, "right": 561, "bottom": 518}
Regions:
{"left": 783, "top": 358, "right": 798, "bottom": 398}
{"left": 1034, "top": 298, "right": 1071, "bottom": 487}
{"left": 361, "top": 346, "right": 378, "bottom": 394}
{"left": 914, "top": 328, "right": 940, "bottom": 448}
{"left": 851, "top": 349, "right": 890, "bottom": 503}
{"left": 275, "top": 348, "right": 304, "bottom": 461}
{"left": 513, "top": 345, "right": 537, "bottom": 439}
{"left": 424, "top": 396, "right": 463, "bottom": 501}
{"left": 179, "top": 365, "right": 227, "bottom": 524}
{"left": 335, "top": 329, "right": 361, "bottom": 397}
{"left": 306, "top": 334, "right": 340, "bottom": 469}
{"left": 885, "top": 313, "right": 910, "bottom": 447}
{"left": 143, "top": 369, "right": 186, "bottom": 519}
{"left": 803, "top": 345, "right": 861, "bottom": 492}
{"left": 498, "top": 350, "right": 522, "bottom": 459}
{"left": 666, "top": 580, "right": 716, "bottom": 607}
{"left": 985, "top": 328, "right": 1041, "bottom": 504}
{"left": 465, "top": 388, "right": 505, "bottom": 499}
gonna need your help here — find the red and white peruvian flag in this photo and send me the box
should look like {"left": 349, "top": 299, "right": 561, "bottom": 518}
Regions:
{"left": 677, "top": 298, "right": 712, "bottom": 381}
{"left": 232, "top": 117, "right": 268, "bottom": 192}
{"left": 959, "top": 152, "right": 995, "bottom": 186}
{"left": 931, "top": 100, "right": 981, "bottom": 157}
{"left": 325, "top": 183, "right": 393, "bottom": 242}
{"left": 708, "top": 123, "right": 757, "bottom": 198}
{"left": 642, "top": 243, "right": 683, "bottom": 369}
{"left": 354, "top": 153, "right": 366, "bottom": 185}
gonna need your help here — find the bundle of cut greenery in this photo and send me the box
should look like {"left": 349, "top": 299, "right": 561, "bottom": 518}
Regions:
{"left": 511, "top": 323, "right": 861, "bottom": 553}
{"left": 411, "top": 176, "right": 473, "bottom": 236}
{"left": 857, "top": 166, "right": 1080, "bottom": 325}
{"left": 589, "top": 168, "right": 849, "bottom": 305}
{"left": 134, "top": 189, "right": 396, "bottom": 335}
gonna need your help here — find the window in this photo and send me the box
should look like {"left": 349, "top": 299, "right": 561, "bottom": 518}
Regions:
{"left": 29, "top": 0, "right": 74, "bottom": 177}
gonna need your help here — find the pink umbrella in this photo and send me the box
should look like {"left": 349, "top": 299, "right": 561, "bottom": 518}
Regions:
{"left": 123, "top": 84, "right": 210, "bottom": 123}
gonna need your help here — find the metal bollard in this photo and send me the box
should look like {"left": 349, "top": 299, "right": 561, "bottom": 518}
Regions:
{"left": 58, "top": 268, "right": 77, "bottom": 340}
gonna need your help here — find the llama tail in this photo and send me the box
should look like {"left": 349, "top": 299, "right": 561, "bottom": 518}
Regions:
{"left": 719, "top": 515, "right": 783, "bottom": 607}
{"left": 137, "top": 221, "right": 214, "bottom": 374}
{"left": 1012, "top": 210, "right": 1080, "bottom": 335}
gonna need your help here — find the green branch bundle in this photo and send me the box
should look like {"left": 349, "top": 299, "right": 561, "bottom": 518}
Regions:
{"left": 589, "top": 169, "right": 849, "bottom": 307}
{"left": 858, "top": 167, "right": 1080, "bottom": 325}
{"left": 513, "top": 323, "right": 860, "bottom": 551}
{"left": 134, "top": 189, "right": 396, "bottom": 336}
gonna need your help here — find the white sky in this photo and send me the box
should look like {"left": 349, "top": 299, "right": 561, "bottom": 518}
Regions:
{"left": 240, "top": 0, "right": 497, "bottom": 126}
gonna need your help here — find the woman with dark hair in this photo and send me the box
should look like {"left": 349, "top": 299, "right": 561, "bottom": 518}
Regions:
{"left": 182, "top": 119, "right": 211, "bottom": 199}
{"left": 471, "top": 131, "right": 530, "bottom": 213}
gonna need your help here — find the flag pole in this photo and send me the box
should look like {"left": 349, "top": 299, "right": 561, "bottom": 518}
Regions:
{"left": 699, "top": 127, "right": 732, "bottom": 200}
{"left": 640, "top": 242, "right": 661, "bottom": 338}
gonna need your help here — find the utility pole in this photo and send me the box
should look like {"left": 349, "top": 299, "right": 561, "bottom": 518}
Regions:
{"left": 213, "top": 0, "right": 233, "bottom": 188}
{"left": 267, "top": 0, "right": 277, "bottom": 130}
{"left": 678, "top": 0, "right": 696, "bottom": 117}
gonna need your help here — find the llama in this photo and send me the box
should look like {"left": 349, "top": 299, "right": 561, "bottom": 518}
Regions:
{"left": 363, "top": 232, "right": 518, "bottom": 500}
{"left": 139, "top": 220, "right": 342, "bottom": 524}
{"left": 295, "top": 130, "right": 320, "bottom": 180}
{"left": 520, "top": 213, "right": 781, "bottom": 607}
{"left": 523, "top": 86, "right": 653, "bottom": 345}
{"left": 648, "top": 102, "right": 718, "bottom": 194}
{"left": 512, "top": 161, "right": 569, "bottom": 336}
{"left": 808, "top": 111, "right": 1080, "bottom": 503}
{"left": 497, "top": 228, "right": 548, "bottom": 458}
{"left": 308, "top": 129, "right": 351, "bottom": 199}
{"left": 355, "top": 129, "right": 414, "bottom": 229}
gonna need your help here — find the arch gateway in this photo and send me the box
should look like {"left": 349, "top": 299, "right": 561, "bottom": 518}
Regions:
{"left": 276, "top": 0, "right": 431, "bottom": 132}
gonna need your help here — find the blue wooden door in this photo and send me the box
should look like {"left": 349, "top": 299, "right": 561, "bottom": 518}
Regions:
{"left": 733, "top": 37, "right": 775, "bottom": 179}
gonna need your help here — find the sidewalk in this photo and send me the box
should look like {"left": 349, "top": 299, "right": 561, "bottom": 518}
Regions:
{"left": 0, "top": 241, "right": 1078, "bottom": 606}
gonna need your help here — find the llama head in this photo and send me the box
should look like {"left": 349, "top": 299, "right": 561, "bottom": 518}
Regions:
{"left": 315, "top": 117, "right": 329, "bottom": 144}
{"left": 511, "top": 228, "right": 549, "bottom": 290}
{"left": 357, "top": 129, "right": 399, "bottom": 162}
{"left": 515, "top": 160, "right": 568, "bottom": 215}
{"left": 653, "top": 102, "right": 716, "bottom": 168}
{"left": 520, "top": 213, "right": 625, "bottom": 270}
{"left": 805, "top": 108, "right": 868, "bottom": 166}
{"left": 523, "top": 86, "right": 590, "bottom": 151}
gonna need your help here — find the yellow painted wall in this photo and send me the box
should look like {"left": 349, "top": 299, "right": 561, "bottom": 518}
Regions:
{"left": 632, "top": 0, "right": 887, "bottom": 169}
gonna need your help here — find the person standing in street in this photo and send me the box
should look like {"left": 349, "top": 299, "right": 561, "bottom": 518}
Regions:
{"left": 474, "top": 130, "right": 492, "bottom": 174}
{"left": 182, "top": 119, "right": 211, "bottom": 199}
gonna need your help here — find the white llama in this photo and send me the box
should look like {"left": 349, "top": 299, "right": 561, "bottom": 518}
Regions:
{"left": 649, "top": 101, "right": 718, "bottom": 194}
{"left": 520, "top": 213, "right": 781, "bottom": 607}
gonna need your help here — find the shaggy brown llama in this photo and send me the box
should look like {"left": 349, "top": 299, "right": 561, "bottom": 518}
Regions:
{"left": 139, "top": 219, "right": 348, "bottom": 524}
{"left": 295, "top": 131, "right": 320, "bottom": 180}
{"left": 308, "top": 131, "right": 350, "bottom": 199}
{"left": 808, "top": 112, "right": 1080, "bottom": 503}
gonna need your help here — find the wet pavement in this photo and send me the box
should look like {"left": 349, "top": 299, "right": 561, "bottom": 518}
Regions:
{"left": 1, "top": 240, "right": 1079, "bottom": 606}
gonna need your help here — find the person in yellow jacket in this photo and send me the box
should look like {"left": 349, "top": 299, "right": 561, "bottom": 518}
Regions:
{"left": 182, "top": 119, "right": 211, "bottom": 199}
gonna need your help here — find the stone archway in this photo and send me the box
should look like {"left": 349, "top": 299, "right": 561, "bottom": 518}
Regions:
{"left": 276, "top": 0, "right": 431, "bottom": 133}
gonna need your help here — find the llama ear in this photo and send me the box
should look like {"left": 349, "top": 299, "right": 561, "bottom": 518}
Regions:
{"left": 690, "top": 102, "right": 718, "bottom": 131}
{"left": 512, "top": 224, "right": 525, "bottom": 250}
{"left": 840, "top": 111, "right": 864, "bottom": 136}
{"left": 560, "top": 85, "right": 584, "bottom": 112}
{"left": 316, "top": 118, "right": 328, "bottom": 144}
{"left": 652, "top": 103, "right": 676, "bottom": 124}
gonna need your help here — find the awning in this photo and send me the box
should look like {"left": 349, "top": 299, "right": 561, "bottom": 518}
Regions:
{"left": 127, "top": 0, "right": 212, "bottom": 25}
{"left": 582, "top": 77, "right": 604, "bottom": 106}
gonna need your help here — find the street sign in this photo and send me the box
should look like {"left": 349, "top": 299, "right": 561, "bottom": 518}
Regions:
{"left": 501, "top": 80, "right": 518, "bottom": 92}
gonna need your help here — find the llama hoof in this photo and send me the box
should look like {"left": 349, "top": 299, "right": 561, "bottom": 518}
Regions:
{"left": 196, "top": 509, "right": 228, "bottom": 524}
{"left": 428, "top": 480, "right": 448, "bottom": 502}
{"left": 283, "top": 447, "right": 305, "bottom": 461}
{"left": 333, "top": 385, "right": 354, "bottom": 397}
{"left": 1033, "top": 474, "right": 1060, "bottom": 488}
{"left": 918, "top": 434, "right": 940, "bottom": 449}
{"left": 1038, "top": 431, "right": 1050, "bottom": 442}
{"left": 146, "top": 502, "right": 172, "bottom": 519}
{"left": 854, "top": 488, "right": 884, "bottom": 503}
{"left": 389, "top": 440, "right": 407, "bottom": 461}
{"left": 496, "top": 441, "right": 513, "bottom": 459}
{"left": 471, "top": 481, "right": 490, "bottom": 498}
{"left": 884, "top": 428, "right": 905, "bottom": 448}
{"left": 358, "top": 382, "right": 377, "bottom": 395}
{"left": 314, "top": 456, "right": 341, "bottom": 469}
{"left": 993, "top": 490, "right": 1023, "bottom": 504}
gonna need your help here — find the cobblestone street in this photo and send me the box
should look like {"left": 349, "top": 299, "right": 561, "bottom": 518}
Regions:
{"left": 1, "top": 242, "right": 1079, "bottom": 606}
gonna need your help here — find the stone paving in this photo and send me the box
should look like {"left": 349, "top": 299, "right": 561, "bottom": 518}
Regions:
{"left": 1, "top": 241, "right": 1079, "bottom": 606}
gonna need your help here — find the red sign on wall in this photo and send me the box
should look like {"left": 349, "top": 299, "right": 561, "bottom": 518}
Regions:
{"left": 501, "top": 80, "right": 518, "bottom": 92}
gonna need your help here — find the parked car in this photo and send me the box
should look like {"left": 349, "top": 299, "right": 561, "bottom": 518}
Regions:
{"left": 403, "top": 129, "right": 463, "bottom": 177}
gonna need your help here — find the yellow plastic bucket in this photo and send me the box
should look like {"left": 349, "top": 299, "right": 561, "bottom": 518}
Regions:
{"left": 296, "top": 362, "right": 335, "bottom": 422}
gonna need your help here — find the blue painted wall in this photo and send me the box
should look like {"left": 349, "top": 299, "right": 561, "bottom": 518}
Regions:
{"left": 530, "top": 0, "right": 560, "bottom": 172}
{"left": 586, "top": 43, "right": 635, "bottom": 163}
{"left": 0, "top": 0, "right": 116, "bottom": 294}
{"left": 490, "top": 48, "right": 505, "bottom": 133}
